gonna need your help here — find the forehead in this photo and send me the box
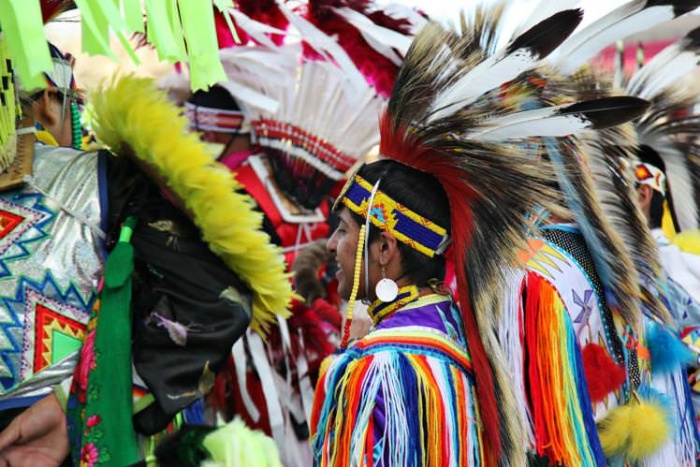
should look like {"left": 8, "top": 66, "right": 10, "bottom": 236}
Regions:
{"left": 337, "top": 207, "right": 357, "bottom": 227}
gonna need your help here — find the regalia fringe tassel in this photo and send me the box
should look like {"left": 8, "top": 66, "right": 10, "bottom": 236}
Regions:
{"left": 311, "top": 330, "right": 479, "bottom": 466}
{"left": 524, "top": 273, "right": 606, "bottom": 466}
{"left": 87, "top": 75, "right": 293, "bottom": 335}
{"left": 597, "top": 388, "right": 674, "bottom": 461}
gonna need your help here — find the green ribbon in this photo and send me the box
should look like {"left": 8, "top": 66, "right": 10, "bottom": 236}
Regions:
{"left": 84, "top": 216, "right": 139, "bottom": 465}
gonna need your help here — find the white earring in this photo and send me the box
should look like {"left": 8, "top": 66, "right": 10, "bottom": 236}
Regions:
{"left": 375, "top": 266, "right": 398, "bottom": 302}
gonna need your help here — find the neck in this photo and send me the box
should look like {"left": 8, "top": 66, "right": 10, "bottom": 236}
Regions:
{"left": 367, "top": 284, "right": 420, "bottom": 326}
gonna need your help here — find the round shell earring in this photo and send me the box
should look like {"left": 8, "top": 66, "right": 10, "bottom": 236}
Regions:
{"left": 375, "top": 266, "right": 398, "bottom": 302}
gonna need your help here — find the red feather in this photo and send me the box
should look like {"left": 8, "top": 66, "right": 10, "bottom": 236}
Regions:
{"left": 379, "top": 111, "right": 502, "bottom": 458}
{"left": 215, "top": 2, "right": 289, "bottom": 48}
{"left": 582, "top": 343, "right": 626, "bottom": 403}
{"left": 40, "top": 0, "right": 76, "bottom": 24}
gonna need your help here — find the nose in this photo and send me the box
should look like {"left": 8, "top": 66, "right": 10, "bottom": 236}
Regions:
{"left": 327, "top": 230, "right": 339, "bottom": 254}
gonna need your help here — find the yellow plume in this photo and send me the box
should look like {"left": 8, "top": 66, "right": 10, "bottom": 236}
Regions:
{"left": 598, "top": 397, "right": 672, "bottom": 461}
{"left": 88, "top": 75, "right": 292, "bottom": 335}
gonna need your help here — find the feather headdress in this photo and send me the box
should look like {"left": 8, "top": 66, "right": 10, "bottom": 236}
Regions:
{"left": 624, "top": 26, "right": 700, "bottom": 233}
{"left": 219, "top": 37, "right": 384, "bottom": 210}
{"left": 301, "top": 0, "right": 416, "bottom": 97}
{"left": 346, "top": 9, "right": 649, "bottom": 462}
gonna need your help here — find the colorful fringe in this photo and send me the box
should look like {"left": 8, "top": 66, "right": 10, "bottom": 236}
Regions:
{"left": 524, "top": 273, "right": 606, "bottom": 466}
{"left": 310, "top": 329, "right": 480, "bottom": 466}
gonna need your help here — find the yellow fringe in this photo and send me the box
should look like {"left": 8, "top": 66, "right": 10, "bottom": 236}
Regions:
{"left": 88, "top": 75, "right": 292, "bottom": 335}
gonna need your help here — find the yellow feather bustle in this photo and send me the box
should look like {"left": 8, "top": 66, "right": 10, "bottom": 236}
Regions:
{"left": 88, "top": 75, "right": 292, "bottom": 335}
{"left": 597, "top": 398, "right": 672, "bottom": 461}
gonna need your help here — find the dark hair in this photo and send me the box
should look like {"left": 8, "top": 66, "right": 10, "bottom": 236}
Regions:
{"left": 648, "top": 189, "right": 665, "bottom": 229}
{"left": 636, "top": 144, "right": 676, "bottom": 230}
{"left": 188, "top": 85, "right": 241, "bottom": 112}
{"left": 348, "top": 159, "right": 451, "bottom": 287}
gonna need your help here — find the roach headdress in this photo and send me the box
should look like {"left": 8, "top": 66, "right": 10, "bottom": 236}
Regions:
{"left": 337, "top": 9, "right": 649, "bottom": 462}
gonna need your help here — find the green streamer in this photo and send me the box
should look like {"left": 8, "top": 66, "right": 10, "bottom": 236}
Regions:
{"left": 0, "top": 0, "right": 52, "bottom": 90}
{"left": 122, "top": 0, "right": 145, "bottom": 33}
{"left": 179, "top": 0, "right": 227, "bottom": 90}
{"left": 145, "top": 0, "right": 187, "bottom": 63}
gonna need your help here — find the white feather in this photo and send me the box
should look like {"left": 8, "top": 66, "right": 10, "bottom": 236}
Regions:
{"left": 627, "top": 35, "right": 700, "bottom": 99}
{"left": 380, "top": 3, "right": 428, "bottom": 33}
{"left": 509, "top": 0, "right": 581, "bottom": 40}
{"left": 332, "top": 6, "right": 412, "bottom": 64}
{"left": 553, "top": 1, "right": 679, "bottom": 74}
{"left": 428, "top": 48, "right": 540, "bottom": 123}
{"left": 218, "top": 81, "right": 279, "bottom": 114}
{"left": 227, "top": 8, "right": 288, "bottom": 49}
{"left": 277, "top": 2, "right": 367, "bottom": 92}
{"left": 468, "top": 106, "right": 592, "bottom": 141}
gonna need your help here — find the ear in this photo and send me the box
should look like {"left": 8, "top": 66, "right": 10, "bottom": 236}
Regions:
{"left": 637, "top": 185, "right": 653, "bottom": 210}
{"left": 34, "top": 89, "right": 60, "bottom": 127}
{"left": 375, "top": 231, "right": 400, "bottom": 267}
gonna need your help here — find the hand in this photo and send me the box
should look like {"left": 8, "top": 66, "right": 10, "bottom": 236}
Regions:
{"left": 0, "top": 393, "right": 70, "bottom": 466}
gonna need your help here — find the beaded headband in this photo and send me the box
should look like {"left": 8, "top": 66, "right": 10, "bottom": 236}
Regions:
{"left": 634, "top": 162, "right": 666, "bottom": 196}
{"left": 185, "top": 102, "right": 249, "bottom": 134}
{"left": 339, "top": 173, "right": 450, "bottom": 258}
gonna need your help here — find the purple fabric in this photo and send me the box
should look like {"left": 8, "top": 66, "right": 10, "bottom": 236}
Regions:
{"left": 376, "top": 297, "right": 463, "bottom": 344}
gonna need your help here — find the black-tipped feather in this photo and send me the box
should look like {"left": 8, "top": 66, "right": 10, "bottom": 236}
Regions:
{"left": 564, "top": 96, "right": 649, "bottom": 128}
{"left": 506, "top": 9, "right": 583, "bottom": 57}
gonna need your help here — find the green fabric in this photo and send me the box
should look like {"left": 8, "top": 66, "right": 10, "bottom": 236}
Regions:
{"left": 83, "top": 216, "right": 139, "bottom": 465}
{"left": 52, "top": 332, "right": 83, "bottom": 362}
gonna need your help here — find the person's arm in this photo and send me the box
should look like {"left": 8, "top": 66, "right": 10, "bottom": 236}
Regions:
{"left": 0, "top": 394, "right": 69, "bottom": 467}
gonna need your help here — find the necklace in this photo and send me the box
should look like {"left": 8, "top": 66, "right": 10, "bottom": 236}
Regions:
{"left": 367, "top": 285, "right": 420, "bottom": 326}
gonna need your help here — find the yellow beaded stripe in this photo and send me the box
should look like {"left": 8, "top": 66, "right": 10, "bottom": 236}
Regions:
{"left": 367, "top": 285, "right": 420, "bottom": 326}
{"left": 339, "top": 174, "right": 449, "bottom": 258}
{"left": 340, "top": 224, "right": 366, "bottom": 348}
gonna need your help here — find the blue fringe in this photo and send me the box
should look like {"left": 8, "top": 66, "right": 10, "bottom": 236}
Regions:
{"left": 570, "top": 316, "right": 607, "bottom": 466}
{"left": 396, "top": 353, "right": 420, "bottom": 466}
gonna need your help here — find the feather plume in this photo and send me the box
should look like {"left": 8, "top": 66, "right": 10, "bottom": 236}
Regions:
{"left": 376, "top": 10, "right": 648, "bottom": 460}
{"left": 221, "top": 42, "right": 383, "bottom": 209}
{"left": 428, "top": 9, "right": 583, "bottom": 122}
{"left": 597, "top": 388, "right": 674, "bottom": 461}
{"left": 469, "top": 96, "right": 649, "bottom": 141}
{"left": 553, "top": 0, "right": 700, "bottom": 75}
{"left": 302, "top": 0, "right": 414, "bottom": 97}
{"left": 88, "top": 75, "right": 292, "bottom": 335}
{"left": 647, "top": 321, "right": 696, "bottom": 374}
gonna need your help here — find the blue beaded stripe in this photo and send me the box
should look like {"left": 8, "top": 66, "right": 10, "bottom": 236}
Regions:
{"left": 343, "top": 178, "right": 448, "bottom": 258}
